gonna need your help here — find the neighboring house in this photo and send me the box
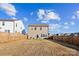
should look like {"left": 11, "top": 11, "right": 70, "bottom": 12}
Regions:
{"left": 0, "top": 19, "right": 25, "bottom": 33}
{"left": 28, "top": 24, "right": 48, "bottom": 39}
{"left": 64, "top": 33, "right": 71, "bottom": 36}
{"left": 74, "top": 33, "right": 79, "bottom": 36}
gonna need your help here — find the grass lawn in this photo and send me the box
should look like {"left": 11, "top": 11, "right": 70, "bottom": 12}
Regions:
{"left": 0, "top": 39, "right": 78, "bottom": 56}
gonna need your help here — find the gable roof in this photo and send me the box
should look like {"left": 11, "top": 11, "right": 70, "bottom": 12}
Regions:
{"left": 28, "top": 24, "right": 48, "bottom": 27}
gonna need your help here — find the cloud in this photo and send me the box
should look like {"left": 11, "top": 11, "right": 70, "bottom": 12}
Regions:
{"left": 12, "top": 17, "right": 17, "bottom": 19}
{"left": 24, "top": 17, "right": 28, "bottom": 21}
{"left": 64, "top": 21, "right": 75, "bottom": 26}
{"left": 49, "top": 24, "right": 61, "bottom": 30}
{"left": 75, "top": 11, "right": 79, "bottom": 19}
{"left": 72, "top": 10, "right": 79, "bottom": 19}
{"left": 63, "top": 21, "right": 75, "bottom": 29}
{"left": 70, "top": 21, "right": 75, "bottom": 25}
{"left": 72, "top": 15, "right": 76, "bottom": 19}
{"left": 41, "top": 20, "right": 49, "bottom": 23}
{"left": 30, "top": 12, "right": 33, "bottom": 15}
{"left": 0, "top": 3, "right": 17, "bottom": 16}
{"left": 63, "top": 26, "right": 69, "bottom": 29}
{"left": 64, "top": 22, "right": 69, "bottom": 25}
{"left": 46, "top": 12, "right": 60, "bottom": 20}
{"left": 37, "top": 9, "right": 60, "bottom": 23}
{"left": 37, "top": 9, "right": 45, "bottom": 20}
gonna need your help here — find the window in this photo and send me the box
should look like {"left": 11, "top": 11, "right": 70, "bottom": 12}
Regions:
{"left": 41, "top": 34, "right": 42, "bottom": 37}
{"left": 5, "top": 30, "right": 7, "bottom": 32}
{"left": 2, "top": 22, "right": 5, "bottom": 26}
{"left": 5, "top": 30, "right": 10, "bottom": 33}
{"left": 31, "top": 27, "right": 33, "bottom": 30}
{"left": 15, "top": 31, "right": 17, "bottom": 33}
{"left": 0, "top": 27, "right": 2, "bottom": 29}
{"left": 40, "top": 27, "right": 42, "bottom": 30}
{"left": 35, "top": 27, "right": 36, "bottom": 30}
{"left": 21, "top": 27, "right": 22, "bottom": 29}
{"left": 8, "top": 30, "right": 10, "bottom": 33}
{"left": 41, "top": 34, "right": 46, "bottom": 37}
{"left": 16, "top": 24, "right": 17, "bottom": 27}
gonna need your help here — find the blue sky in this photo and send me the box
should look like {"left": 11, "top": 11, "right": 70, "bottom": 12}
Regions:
{"left": 0, "top": 3, "right": 79, "bottom": 34}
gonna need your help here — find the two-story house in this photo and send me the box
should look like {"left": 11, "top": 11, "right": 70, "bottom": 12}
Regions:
{"left": 0, "top": 19, "right": 25, "bottom": 33}
{"left": 28, "top": 24, "right": 48, "bottom": 39}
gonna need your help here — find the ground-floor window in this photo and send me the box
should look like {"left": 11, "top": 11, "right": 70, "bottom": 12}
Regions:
{"left": 41, "top": 34, "right": 47, "bottom": 37}
{"left": 5, "top": 30, "right": 10, "bottom": 33}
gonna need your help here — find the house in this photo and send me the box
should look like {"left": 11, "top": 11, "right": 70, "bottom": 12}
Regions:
{"left": 28, "top": 24, "right": 48, "bottom": 39}
{"left": 0, "top": 19, "right": 25, "bottom": 33}
{"left": 74, "top": 32, "right": 79, "bottom": 36}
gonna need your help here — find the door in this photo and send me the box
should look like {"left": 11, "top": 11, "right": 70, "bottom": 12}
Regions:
{"left": 36, "top": 34, "right": 39, "bottom": 38}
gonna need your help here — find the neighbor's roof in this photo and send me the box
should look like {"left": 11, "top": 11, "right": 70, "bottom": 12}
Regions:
{"left": 0, "top": 19, "right": 17, "bottom": 21}
{"left": 28, "top": 24, "right": 48, "bottom": 27}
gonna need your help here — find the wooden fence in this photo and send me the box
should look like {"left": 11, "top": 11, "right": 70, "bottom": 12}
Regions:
{"left": 0, "top": 32, "right": 28, "bottom": 43}
{"left": 48, "top": 35, "right": 79, "bottom": 46}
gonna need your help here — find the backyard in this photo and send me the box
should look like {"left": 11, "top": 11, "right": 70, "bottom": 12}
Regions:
{"left": 0, "top": 39, "right": 78, "bottom": 56}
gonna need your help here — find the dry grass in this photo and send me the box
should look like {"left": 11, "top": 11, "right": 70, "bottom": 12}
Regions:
{"left": 0, "top": 39, "right": 78, "bottom": 56}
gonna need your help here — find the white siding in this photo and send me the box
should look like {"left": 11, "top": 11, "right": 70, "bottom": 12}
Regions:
{"left": 0, "top": 20, "right": 25, "bottom": 34}
{"left": 15, "top": 20, "right": 25, "bottom": 33}
{"left": 0, "top": 21, "right": 14, "bottom": 33}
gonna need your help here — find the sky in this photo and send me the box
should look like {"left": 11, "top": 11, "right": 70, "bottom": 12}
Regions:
{"left": 0, "top": 3, "right": 79, "bottom": 34}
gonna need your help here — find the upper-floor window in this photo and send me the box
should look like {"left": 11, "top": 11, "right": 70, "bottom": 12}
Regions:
{"left": 40, "top": 27, "right": 42, "bottom": 30}
{"left": 2, "top": 22, "right": 5, "bottom": 26}
{"left": 31, "top": 27, "right": 33, "bottom": 30}
{"left": 35, "top": 27, "right": 36, "bottom": 30}
{"left": 16, "top": 24, "right": 17, "bottom": 27}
